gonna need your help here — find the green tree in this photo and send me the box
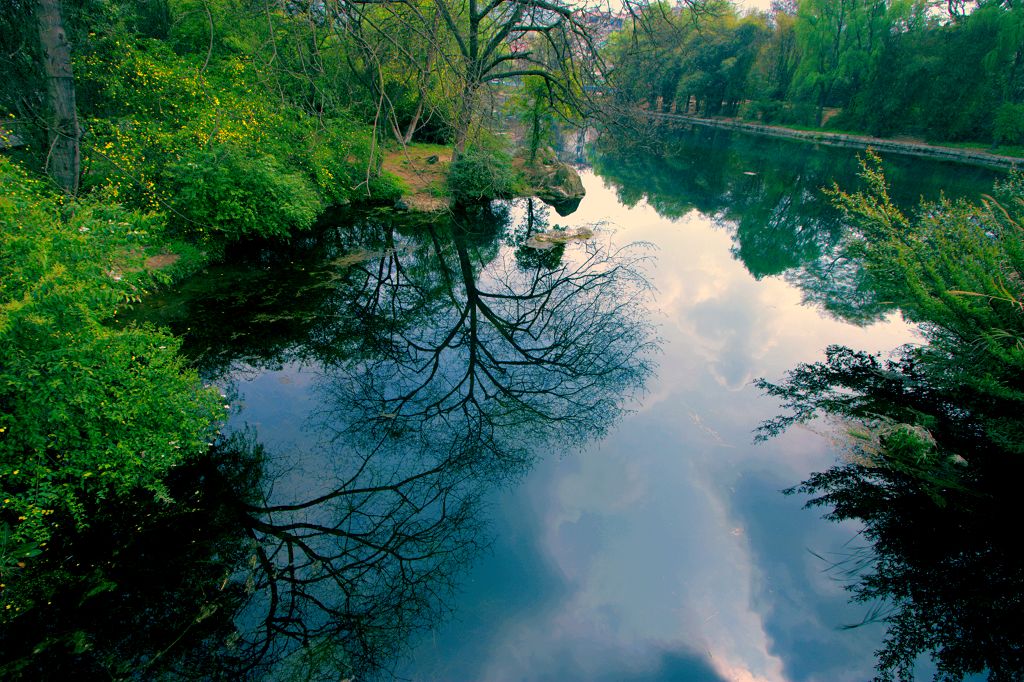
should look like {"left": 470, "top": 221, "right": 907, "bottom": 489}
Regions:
{"left": 757, "top": 159, "right": 1024, "bottom": 679}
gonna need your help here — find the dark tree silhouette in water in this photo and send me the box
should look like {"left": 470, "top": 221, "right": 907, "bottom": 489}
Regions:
{"left": 0, "top": 429, "right": 482, "bottom": 681}
{"left": 214, "top": 206, "right": 654, "bottom": 679}
{"left": 313, "top": 204, "right": 657, "bottom": 477}
{"left": 2, "top": 204, "right": 657, "bottom": 680}
{"left": 757, "top": 346, "right": 1024, "bottom": 682}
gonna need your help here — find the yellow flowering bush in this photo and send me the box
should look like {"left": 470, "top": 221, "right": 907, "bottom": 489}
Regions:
{"left": 75, "top": 37, "right": 391, "bottom": 240}
{"left": 0, "top": 158, "right": 223, "bottom": 567}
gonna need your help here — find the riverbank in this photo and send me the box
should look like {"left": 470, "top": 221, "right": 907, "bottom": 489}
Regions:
{"left": 383, "top": 143, "right": 586, "bottom": 215}
{"left": 643, "top": 111, "right": 1024, "bottom": 170}
{"left": 383, "top": 144, "right": 453, "bottom": 212}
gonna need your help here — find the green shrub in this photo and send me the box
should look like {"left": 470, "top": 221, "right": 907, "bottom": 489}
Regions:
{"left": 0, "top": 158, "right": 223, "bottom": 565}
{"left": 994, "top": 102, "right": 1024, "bottom": 145}
{"left": 166, "top": 145, "right": 322, "bottom": 240}
{"left": 290, "top": 116, "right": 403, "bottom": 204}
{"left": 447, "top": 135, "right": 519, "bottom": 204}
{"left": 747, "top": 99, "right": 786, "bottom": 124}
{"left": 74, "top": 34, "right": 395, "bottom": 240}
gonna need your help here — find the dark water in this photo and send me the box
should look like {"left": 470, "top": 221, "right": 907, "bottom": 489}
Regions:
{"left": 1, "top": 128, "right": 1009, "bottom": 680}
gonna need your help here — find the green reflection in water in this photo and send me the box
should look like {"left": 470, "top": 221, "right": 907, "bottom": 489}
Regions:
{"left": 593, "top": 126, "right": 1004, "bottom": 325}
{"left": 0, "top": 202, "right": 657, "bottom": 681}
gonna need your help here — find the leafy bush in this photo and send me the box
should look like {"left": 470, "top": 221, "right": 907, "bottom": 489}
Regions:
{"left": 746, "top": 99, "right": 786, "bottom": 124}
{"left": 447, "top": 135, "right": 519, "bottom": 204}
{"left": 994, "top": 102, "right": 1024, "bottom": 145}
{"left": 76, "top": 37, "right": 389, "bottom": 241}
{"left": 292, "top": 116, "right": 401, "bottom": 204}
{"left": 166, "top": 145, "right": 322, "bottom": 240}
{"left": 745, "top": 100, "right": 820, "bottom": 127}
{"left": 827, "top": 157, "right": 1024, "bottom": 452}
{"left": 0, "top": 158, "right": 223, "bottom": 566}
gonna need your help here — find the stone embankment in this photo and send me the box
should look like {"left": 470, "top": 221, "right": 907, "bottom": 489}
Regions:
{"left": 644, "top": 111, "right": 1023, "bottom": 170}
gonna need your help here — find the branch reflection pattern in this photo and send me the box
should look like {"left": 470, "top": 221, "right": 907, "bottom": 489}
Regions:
{"left": 0, "top": 201, "right": 657, "bottom": 681}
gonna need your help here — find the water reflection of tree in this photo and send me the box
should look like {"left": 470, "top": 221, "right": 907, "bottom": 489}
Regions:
{"left": 757, "top": 346, "right": 1024, "bottom": 681}
{"left": 1, "top": 428, "right": 480, "bottom": 681}
{"left": 244, "top": 205, "right": 651, "bottom": 678}
{"left": 318, "top": 204, "right": 656, "bottom": 477}
{"left": 592, "top": 127, "right": 999, "bottom": 325}
{"left": 0, "top": 437, "right": 260, "bottom": 680}
{"left": 238, "top": 205, "right": 653, "bottom": 679}
{"left": 228, "top": 435, "right": 485, "bottom": 680}
{"left": 7, "top": 205, "right": 656, "bottom": 680}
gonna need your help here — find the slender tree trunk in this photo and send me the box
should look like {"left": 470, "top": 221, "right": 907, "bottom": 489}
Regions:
{"left": 529, "top": 106, "right": 541, "bottom": 163}
{"left": 36, "top": 0, "right": 80, "bottom": 195}
{"left": 452, "top": 84, "right": 478, "bottom": 160}
{"left": 401, "top": 97, "right": 424, "bottom": 144}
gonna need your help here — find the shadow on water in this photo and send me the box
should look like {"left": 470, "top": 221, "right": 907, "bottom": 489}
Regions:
{"left": 592, "top": 126, "right": 1005, "bottom": 325}
{"left": 0, "top": 201, "right": 657, "bottom": 680}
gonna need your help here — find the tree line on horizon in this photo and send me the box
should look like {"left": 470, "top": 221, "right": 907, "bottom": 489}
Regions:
{"left": 605, "top": 0, "right": 1024, "bottom": 146}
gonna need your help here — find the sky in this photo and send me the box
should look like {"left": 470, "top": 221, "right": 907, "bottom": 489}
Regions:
{"left": 735, "top": 0, "right": 773, "bottom": 11}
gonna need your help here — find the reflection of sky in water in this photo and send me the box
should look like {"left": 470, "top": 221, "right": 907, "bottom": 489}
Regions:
{"left": 389, "top": 172, "right": 918, "bottom": 681}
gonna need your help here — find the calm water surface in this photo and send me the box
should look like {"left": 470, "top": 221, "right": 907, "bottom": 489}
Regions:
{"left": 18, "top": 128, "right": 1005, "bottom": 680}
{"left": 391, "top": 132, "right": 1002, "bottom": 681}
{"left": 217, "top": 131, "right": 1001, "bottom": 680}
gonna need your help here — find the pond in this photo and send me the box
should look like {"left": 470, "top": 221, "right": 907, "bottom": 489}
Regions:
{"left": 1, "top": 127, "right": 1008, "bottom": 680}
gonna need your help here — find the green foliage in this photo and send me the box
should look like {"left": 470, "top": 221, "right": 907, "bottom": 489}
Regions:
{"left": 75, "top": 35, "right": 386, "bottom": 230}
{"left": 511, "top": 76, "right": 566, "bottom": 162}
{"left": 0, "top": 158, "right": 223, "bottom": 566}
{"left": 814, "top": 156, "right": 1024, "bottom": 458}
{"left": 447, "top": 134, "right": 520, "bottom": 204}
{"left": 606, "top": 1, "right": 1024, "bottom": 147}
{"left": 166, "top": 145, "right": 322, "bottom": 240}
{"left": 747, "top": 99, "right": 819, "bottom": 126}
{"left": 994, "top": 103, "right": 1024, "bottom": 145}
{"left": 605, "top": 3, "right": 766, "bottom": 117}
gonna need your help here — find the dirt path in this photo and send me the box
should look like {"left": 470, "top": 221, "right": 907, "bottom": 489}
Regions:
{"left": 382, "top": 145, "right": 452, "bottom": 212}
{"left": 644, "top": 111, "right": 1023, "bottom": 170}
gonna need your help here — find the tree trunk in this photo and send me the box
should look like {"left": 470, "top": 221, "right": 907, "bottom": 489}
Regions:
{"left": 529, "top": 106, "right": 541, "bottom": 163}
{"left": 36, "top": 0, "right": 80, "bottom": 195}
{"left": 452, "top": 84, "right": 478, "bottom": 160}
{"left": 400, "top": 97, "right": 425, "bottom": 145}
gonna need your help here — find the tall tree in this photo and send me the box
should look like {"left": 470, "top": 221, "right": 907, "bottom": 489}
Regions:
{"left": 329, "top": 0, "right": 596, "bottom": 155}
{"left": 34, "top": 0, "right": 80, "bottom": 194}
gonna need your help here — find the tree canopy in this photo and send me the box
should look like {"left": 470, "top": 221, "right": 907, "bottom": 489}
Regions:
{"left": 603, "top": 0, "right": 1024, "bottom": 145}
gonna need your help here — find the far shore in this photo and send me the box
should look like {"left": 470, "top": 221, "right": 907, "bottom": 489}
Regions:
{"left": 642, "top": 111, "right": 1024, "bottom": 170}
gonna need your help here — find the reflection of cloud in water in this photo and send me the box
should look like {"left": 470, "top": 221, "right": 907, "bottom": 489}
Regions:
{"left": 436, "top": 172, "right": 913, "bottom": 682}
{"left": 384, "top": 159, "right": 944, "bottom": 682}
{"left": 505, "top": 434, "right": 789, "bottom": 682}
